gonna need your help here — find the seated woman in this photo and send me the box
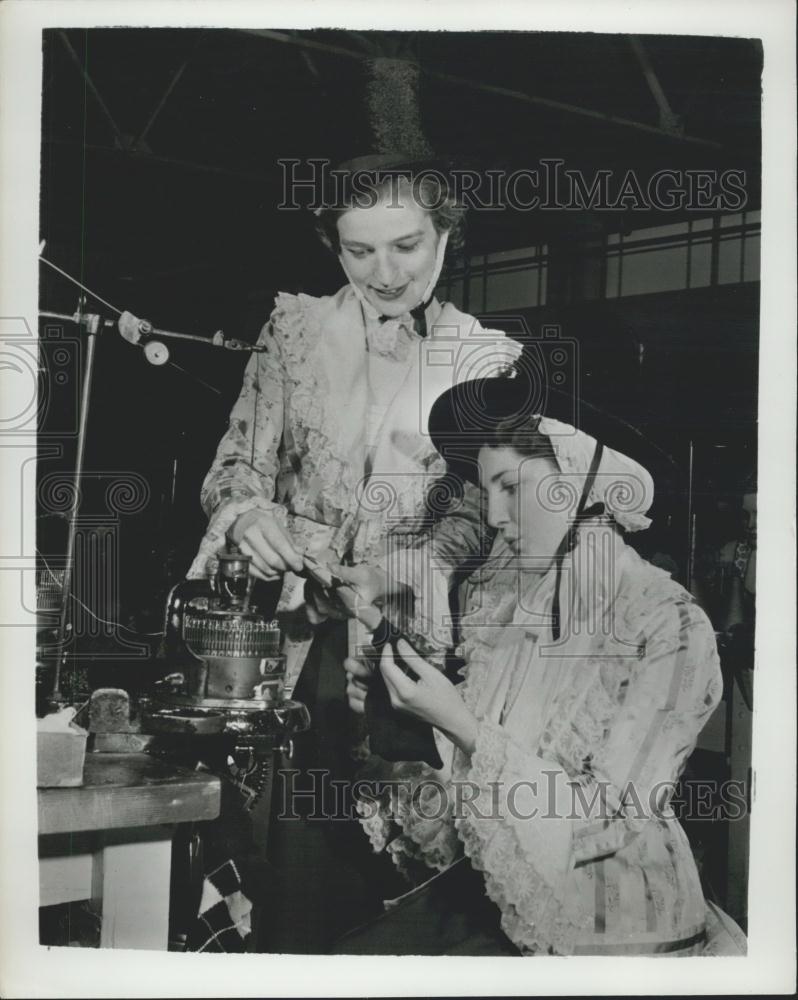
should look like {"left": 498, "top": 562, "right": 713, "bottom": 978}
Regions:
{"left": 337, "top": 375, "right": 746, "bottom": 956}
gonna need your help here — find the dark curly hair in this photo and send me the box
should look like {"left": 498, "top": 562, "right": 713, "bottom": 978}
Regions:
{"left": 487, "top": 412, "right": 557, "bottom": 461}
{"left": 314, "top": 170, "right": 466, "bottom": 258}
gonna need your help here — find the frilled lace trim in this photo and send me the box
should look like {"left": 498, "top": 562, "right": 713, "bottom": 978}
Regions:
{"left": 457, "top": 565, "right": 520, "bottom": 714}
{"left": 355, "top": 760, "right": 460, "bottom": 877}
{"left": 272, "top": 293, "right": 361, "bottom": 553}
{"left": 394, "top": 772, "right": 461, "bottom": 871}
{"left": 455, "top": 720, "right": 591, "bottom": 956}
{"left": 537, "top": 415, "right": 653, "bottom": 532}
{"left": 356, "top": 794, "right": 393, "bottom": 854}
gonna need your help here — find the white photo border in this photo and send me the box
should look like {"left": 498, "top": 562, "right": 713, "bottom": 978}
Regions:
{"left": 1, "top": 1, "right": 794, "bottom": 996}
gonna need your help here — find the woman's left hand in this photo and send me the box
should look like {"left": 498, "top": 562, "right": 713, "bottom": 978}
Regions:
{"left": 333, "top": 564, "right": 396, "bottom": 630}
{"left": 380, "top": 639, "right": 478, "bottom": 755}
{"left": 304, "top": 576, "right": 349, "bottom": 624}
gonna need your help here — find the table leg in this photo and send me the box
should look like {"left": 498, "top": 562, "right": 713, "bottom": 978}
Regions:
{"left": 40, "top": 833, "right": 94, "bottom": 907}
{"left": 91, "top": 826, "right": 173, "bottom": 950}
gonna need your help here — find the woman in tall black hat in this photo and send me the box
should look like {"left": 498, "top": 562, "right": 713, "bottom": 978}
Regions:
{"left": 186, "top": 57, "right": 520, "bottom": 952}
{"left": 338, "top": 373, "right": 746, "bottom": 956}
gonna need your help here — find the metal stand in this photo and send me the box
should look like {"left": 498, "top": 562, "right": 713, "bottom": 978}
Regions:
{"left": 49, "top": 308, "right": 103, "bottom": 704}
{"left": 39, "top": 252, "right": 271, "bottom": 707}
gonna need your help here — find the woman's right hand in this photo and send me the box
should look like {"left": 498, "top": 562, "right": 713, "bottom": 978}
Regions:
{"left": 344, "top": 656, "right": 375, "bottom": 715}
{"left": 334, "top": 563, "right": 391, "bottom": 610}
{"left": 228, "top": 509, "right": 304, "bottom": 581}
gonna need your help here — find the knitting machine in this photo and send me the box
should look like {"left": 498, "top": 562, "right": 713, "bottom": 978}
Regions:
{"left": 141, "top": 546, "right": 310, "bottom": 810}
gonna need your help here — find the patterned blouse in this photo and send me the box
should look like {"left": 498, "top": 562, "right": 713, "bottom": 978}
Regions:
{"left": 188, "top": 284, "right": 521, "bottom": 683}
{"left": 358, "top": 530, "right": 736, "bottom": 956}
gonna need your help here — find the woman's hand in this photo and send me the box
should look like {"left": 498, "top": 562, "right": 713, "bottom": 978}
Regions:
{"left": 305, "top": 577, "right": 348, "bottom": 625}
{"left": 320, "top": 563, "right": 392, "bottom": 630}
{"left": 229, "top": 509, "right": 304, "bottom": 581}
{"left": 380, "top": 639, "right": 478, "bottom": 755}
{"left": 344, "top": 655, "right": 375, "bottom": 715}
{"left": 334, "top": 564, "right": 390, "bottom": 610}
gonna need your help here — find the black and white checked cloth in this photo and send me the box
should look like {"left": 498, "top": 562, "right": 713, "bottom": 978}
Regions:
{"left": 187, "top": 859, "right": 252, "bottom": 953}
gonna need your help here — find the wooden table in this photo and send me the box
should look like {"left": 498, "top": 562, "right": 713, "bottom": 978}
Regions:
{"left": 39, "top": 753, "right": 221, "bottom": 950}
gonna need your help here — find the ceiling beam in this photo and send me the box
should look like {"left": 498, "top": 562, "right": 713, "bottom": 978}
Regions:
{"left": 244, "top": 29, "right": 365, "bottom": 63}
{"left": 132, "top": 51, "right": 192, "bottom": 149}
{"left": 628, "top": 36, "right": 683, "bottom": 137}
{"left": 241, "top": 28, "right": 720, "bottom": 148}
{"left": 58, "top": 31, "right": 126, "bottom": 149}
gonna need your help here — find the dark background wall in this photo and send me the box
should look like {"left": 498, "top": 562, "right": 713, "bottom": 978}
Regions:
{"left": 37, "top": 28, "right": 761, "bottom": 639}
{"left": 36, "top": 27, "right": 761, "bottom": 927}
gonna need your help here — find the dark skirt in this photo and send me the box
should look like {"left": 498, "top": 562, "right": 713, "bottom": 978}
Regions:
{"left": 256, "top": 619, "right": 407, "bottom": 953}
{"left": 331, "top": 857, "right": 519, "bottom": 956}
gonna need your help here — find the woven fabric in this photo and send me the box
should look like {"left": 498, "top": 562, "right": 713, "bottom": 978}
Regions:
{"left": 187, "top": 859, "right": 252, "bottom": 953}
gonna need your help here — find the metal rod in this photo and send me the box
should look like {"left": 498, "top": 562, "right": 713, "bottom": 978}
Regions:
{"left": 628, "top": 36, "right": 681, "bottom": 135}
{"left": 428, "top": 68, "right": 716, "bottom": 147}
{"left": 51, "top": 320, "right": 100, "bottom": 702}
{"left": 40, "top": 255, "right": 123, "bottom": 315}
{"left": 144, "top": 324, "right": 266, "bottom": 353}
{"left": 150, "top": 326, "right": 213, "bottom": 345}
{"left": 41, "top": 307, "right": 263, "bottom": 355}
{"left": 165, "top": 359, "right": 222, "bottom": 396}
{"left": 133, "top": 57, "right": 190, "bottom": 148}
{"left": 58, "top": 31, "right": 126, "bottom": 149}
{"left": 40, "top": 310, "right": 80, "bottom": 323}
{"left": 40, "top": 309, "right": 115, "bottom": 328}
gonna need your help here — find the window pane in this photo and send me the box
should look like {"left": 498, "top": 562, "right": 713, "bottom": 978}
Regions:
{"left": 743, "top": 233, "right": 760, "bottom": 282}
{"left": 605, "top": 254, "right": 620, "bottom": 298}
{"left": 485, "top": 267, "right": 542, "bottom": 310}
{"left": 446, "top": 278, "right": 464, "bottom": 308}
{"left": 718, "top": 235, "right": 743, "bottom": 284}
{"left": 621, "top": 246, "right": 688, "bottom": 296}
{"left": 625, "top": 222, "right": 688, "bottom": 243}
{"left": 465, "top": 256, "right": 485, "bottom": 310}
{"left": 720, "top": 213, "right": 743, "bottom": 229}
{"left": 689, "top": 241, "right": 712, "bottom": 288}
{"left": 485, "top": 245, "right": 539, "bottom": 264}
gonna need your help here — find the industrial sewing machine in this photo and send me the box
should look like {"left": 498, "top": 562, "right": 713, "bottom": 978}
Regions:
{"left": 140, "top": 546, "right": 310, "bottom": 810}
